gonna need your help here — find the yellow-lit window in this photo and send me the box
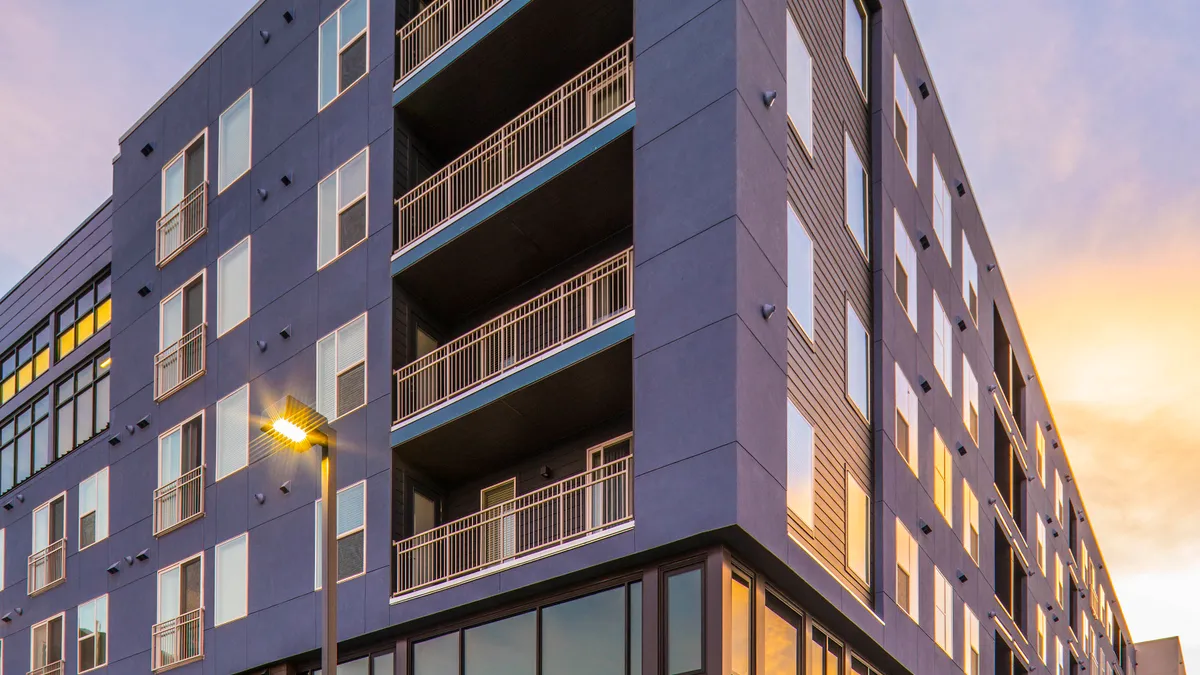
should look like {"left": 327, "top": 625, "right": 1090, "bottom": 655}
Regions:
{"left": 17, "top": 362, "right": 32, "bottom": 390}
{"left": 96, "top": 298, "right": 112, "bottom": 329}
{"left": 76, "top": 310, "right": 95, "bottom": 345}
{"left": 1, "top": 376, "right": 14, "bottom": 403}
{"left": 33, "top": 348, "right": 50, "bottom": 377}
{"left": 58, "top": 331, "right": 75, "bottom": 359}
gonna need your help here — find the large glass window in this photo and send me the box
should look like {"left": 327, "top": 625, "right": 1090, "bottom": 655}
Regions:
{"left": 317, "top": 313, "right": 367, "bottom": 420}
{"left": 542, "top": 587, "right": 625, "bottom": 675}
{"left": 218, "top": 90, "right": 252, "bottom": 193}
{"left": 318, "top": 148, "right": 369, "bottom": 268}
{"left": 31, "top": 613, "right": 64, "bottom": 671}
{"left": 54, "top": 348, "right": 112, "bottom": 460}
{"left": 893, "top": 56, "right": 919, "bottom": 182}
{"left": 765, "top": 598, "right": 800, "bottom": 675}
{"left": 319, "top": 0, "right": 369, "bottom": 109}
{"left": 217, "top": 237, "right": 251, "bottom": 336}
{"left": 843, "top": 135, "right": 868, "bottom": 257}
{"left": 933, "top": 568, "right": 954, "bottom": 654}
{"left": 808, "top": 626, "right": 842, "bottom": 675}
{"left": 844, "top": 0, "right": 867, "bottom": 96}
{"left": 1, "top": 321, "right": 52, "bottom": 403}
{"left": 894, "top": 364, "right": 918, "bottom": 475}
{"left": 932, "top": 292, "right": 953, "bottom": 388}
{"left": 845, "top": 303, "right": 869, "bottom": 420}
{"left": 78, "top": 468, "right": 109, "bottom": 549}
{"left": 962, "top": 231, "right": 979, "bottom": 323}
{"left": 667, "top": 567, "right": 703, "bottom": 675}
{"left": 845, "top": 473, "right": 870, "bottom": 584}
{"left": 786, "top": 401, "right": 814, "bottom": 529}
{"left": 465, "top": 611, "right": 535, "bottom": 675}
{"left": 933, "top": 430, "right": 952, "bottom": 522}
{"left": 787, "top": 204, "right": 814, "bottom": 338}
{"left": 78, "top": 595, "right": 108, "bottom": 673}
{"left": 786, "top": 13, "right": 813, "bottom": 152}
{"left": 963, "top": 479, "right": 979, "bottom": 563}
{"left": 731, "top": 575, "right": 751, "bottom": 675}
{"left": 0, "top": 391, "right": 50, "bottom": 492}
{"left": 932, "top": 155, "right": 951, "bottom": 257}
{"left": 964, "top": 605, "right": 980, "bottom": 675}
{"left": 215, "top": 533, "right": 249, "bottom": 625}
{"left": 962, "top": 355, "right": 979, "bottom": 441}
{"left": 895, "top": 519, "right": 917, "bottom": 620}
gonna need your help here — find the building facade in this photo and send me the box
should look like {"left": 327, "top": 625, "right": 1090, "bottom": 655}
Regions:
{"left": 0, "top": 1, "right": 1153, "bottom": 674}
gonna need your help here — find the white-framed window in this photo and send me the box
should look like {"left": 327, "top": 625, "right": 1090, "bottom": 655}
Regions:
{"left": 319, "top": 0, "right": 369, "bottom": 110}
{"left": 962, "top": 479, "right": 979, "bottom": 563}
{"left": 77, "top": 594, "right": 108, "bottom": 673}
{"left": 933, "top": 429, "right": 952, "bottom": 521}
{"left": 1056, "top": 636, "right": 1065, "bottom": 675}
{"left": 1055, "top": 552, "right": 1064, "bottom": 606}
{"left": 33, "top": 492, "right": 66, "bottom": 553}
{"left": 31, "top": 612, "right": 64, "bottom": 671}
{"left": 844, "top": 134, "right": 869, "bottom": 258}
{"left": 78, "top": 468, "right": 109, "bottom": 550}
{"left": 317, "top": 313, "right": 368, "bottom": 421}
{"left": 215, "top": 533, "right": 248, "bottom": 625}
{"left": 217, "top": 90, "right": 252, "bottom": 193}
{"left": 1037, "top": 604, "right": 1047, "bottom": 663}
{"left": 1055, "top": 469, "right": 1065, "bottom": 523}
{"left": 317, "top": 147, "right": 369, "bottom": 269}
{"left": 962, "top": 355, "right": 979, "bottom": 441}
{"left": 893, "top": 56, "right": 919, "bottom": 182}
{"left": 844, "top": 0, "right": 867, "bottom": 97}
{"left": 786, "top": 400, "right": 814, "bottom": 529}
{"left": 315, "top": 480, "right": 367, "bottom": 587}
{"left": 845, "top": 471, "right": 870, "bottom": 585}
{"left": 964, "top": 605, "right": 980, "bottom": 675}
{"left": 894, "top": 211, "right": 918, "bottom": 328}
{"left": 787, "top": 203, "right": 815, "bottom": 339}
{"left": 1036, "top": 424, "right": 1046, "bottom": 484}
{"left": 932, "top": 292, "right": 953, "bottom": 388}
{"left": 962, "top": 231, "right": 979, "bottom": 324}
{"left": 786, "top": 12, "right": 813, "bottom": 152}
{"left": 157, "top": 412, "right": 204, "bottom": 533}
{"left": 158, "top": 554, "right": 203, "bottom": 628}
{"left": 934, "top": 567, "right": 954, "bottom": 656}
{"left": 846, "top": 302, "right": 870, "bottom": 421}
{"left": 161, "top": 130, "right": 208, "bottom": 216}
{"left": 160, "top": 271, "right": 205, "bottom": 351}
{"left": 216, "top": 236, "right": 250, "bottom": 336}
{"left": 895, "top": 518, "right": 917, "bottom": 620}
{"left": 215, "top": 384, "right": 249, "bottom": 480}
{"left": 894, "top": 363, "right": 918, "bottom": 475}
{"left": 1037, "top": 515, "right": 1047, "bottom": 575}
{"left": 931, "top": 154, "right": 951, "bottom": 258}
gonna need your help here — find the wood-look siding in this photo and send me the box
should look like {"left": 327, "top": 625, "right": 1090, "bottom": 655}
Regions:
{"left": 784, "top": 0, "right": 874, "bottom": 602}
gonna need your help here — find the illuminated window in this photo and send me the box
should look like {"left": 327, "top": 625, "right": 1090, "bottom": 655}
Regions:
{"left": 55, "top": 270, "right": 111, "bottom": 361}
{"left": 934, "top": 567, "right": 954, "bottom": 655}
{"left": 319, "top": 0, "right": 368, "bottom": 109}
{"left": 787, "top": 400, "right": 815, "bottom": 529}
{"left": 846, "top": 472, "right": 870, "bottom": 584}
{"left": 1036, "top": 424, "right": 1046, "bottom": 484}
{"left": 1, "top": 322, "right": 52, "bottom": 402}
{"left": 962, "top": 479, "right": 979, "bottom": 563}
{"left": 1037, "top": 605, "right": 1047, "bottom": 664}
{"left": 963, "top": 605, "right": 980, "bottom": 675}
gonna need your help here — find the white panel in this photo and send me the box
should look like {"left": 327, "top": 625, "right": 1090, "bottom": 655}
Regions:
{"left": 217, "top": 238, "right": 251, "bottom": 335}
{"left": 216, "top": 385, "right": 249, "bottom": 480}
{"left": 215, "top": 534, "right": 248, "bottom": 625}
{"left": 337, "top": 482, "right": 365, "bottom": 534}
{"left": 316, "top": 334, "right": 337, "bottom": 420}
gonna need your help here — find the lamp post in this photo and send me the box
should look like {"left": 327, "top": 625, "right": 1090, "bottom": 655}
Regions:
{"left": 261, "top": 395, "right": 337, "bottom": 675}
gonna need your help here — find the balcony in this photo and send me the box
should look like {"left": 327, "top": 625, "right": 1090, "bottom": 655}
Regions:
{"left": 152, "top": 608, "right": 204, "bottom": 672}
{"left": 156, "top": 182, "right": 208, "bottom": 267}
{"left": 397, "top": 0, "right": 504, "bottom": 83}
{"left": 27, "top": 662, "right": 64, "bottom": 675}
{"left": 155, "top": 324, "right": 205, "bottom": 401}
{"left": 394, "top": 445, "right": 632, "bottom": 598}
{"left": 153, "top": 466, "right": 204, "bottom": 536}
{"left": 395, "top": 41, "right": 633, "bottom": 259}
{"left": 27, "top": 538, "right": 66, "bottom": 596}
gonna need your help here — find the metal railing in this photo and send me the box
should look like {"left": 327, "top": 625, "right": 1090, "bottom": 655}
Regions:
{"left": 28, "top": 661, "right": 64, "bottom": 675}
{"left": 152, "top": 608, "right": 204, "bottom": 672}
{"left": 396, "top": 0, "right": 504, "bottom": 82}
{"left": 395, "top": 41, "right": 633, "bottom": 251}
{"left": 394, "top": 455, "right": 632, "bottom": 595}
{"left": 28, "top": 538, "right": 66, "bottom": 596}
{"left": 157, "top": 182, "right": 208, "bottom": 267}
{"left": 394, "top": 248, "right": 632, "bottom": 423}
{"left": 155, "top": 324, "right": 206, "bottom": 401}
{"left": 154, "top": 466, "right": 205, "bottom": 536}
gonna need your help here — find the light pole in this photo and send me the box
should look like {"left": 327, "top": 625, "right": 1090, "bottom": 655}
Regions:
{"left": 260, "top": 395, "right": 337, "bottom": 675}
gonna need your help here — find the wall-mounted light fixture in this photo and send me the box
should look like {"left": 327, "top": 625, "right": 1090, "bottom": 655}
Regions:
{"left": 108, "top": 435, "right": 121, "bottom": 446}
{"left": 280, "top": 173, "right": 293, "bottom": 186}
{"left": 918, "top": 234, "right": 930, "bottom": 250}
{"left": 919, "top": 519, "right": 932, "bottom": 535}
{"left": 956, "top": 443, "right": 967, "bottom": 457}
{"left": 256, "top": 340, "right": 269, "bottom": 353}
{"left": 283, "top": 9, "right": 295, "bottom": 23}
{"left": 280, "top": 325, "right": 292, "bottom": 339}
{"left": 761, "top": 304, "right": 776, "bottom": 320}
{"left": 107, "top": 563, "right": 121, "bottom": 575}
{"left": 955, "top": 181, "right": 966, "bottom": 197}
{"left": 279, "top": 480, "right": 292, "bottom": 494}
{"left": 259, "top": 30, "right": 271, "bottom": 43}
{"left": 540, "top": 466, "right": 553, "bottom": 480}
{"left": 137, "top": 415, "right": 151, "bottom": 429}
{"left": 138, "top": 283, "right": 153, "bottom": 297}
{"left": 136, "top": 549, "right": 150, "bottom": 561}
{"left": 762, "top": 90, "right": 777, "bottom": 108}
{"left": 919, "top": 377, "right": 932, "bottom": 393}
{"left": 254, "top": 493, "right": 266, "bottom": 505}
{"left": 141, "top": 143, "right": 155, "bottom": 157}
{"left": 957, "top": 570, "right": 968, "bottom": 583}
{"left": 986, "top": 263, "right": 997, "bottom": 272}
{"left": 918, "top": 81, "right": 930, "bottom": 99}
{"left": 257, "top": 188, "right": 270, "bottom": 201}
{"left": 957, "top": 318, "right": 968, "bottom": 332}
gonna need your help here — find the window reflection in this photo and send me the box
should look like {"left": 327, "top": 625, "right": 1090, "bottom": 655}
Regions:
{"left": 464, "top": 611, "right": 536, "bottom": 675}
{"left": 765, "top": 600, "right": 799, "bottom": 675}
{"left": 667, "top": 568, "right": 703, "bottom": 675}
{"left": 543, "top": 587, "right": 625, "bottom": 675}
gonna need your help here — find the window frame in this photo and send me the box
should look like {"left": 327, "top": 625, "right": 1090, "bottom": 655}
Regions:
{"left": 843, "top": 0, "right": 868, "bottom": 101}
{"left": 933, "top": 567, "right": 954, "bottom": 655}
{"left": 932, "top": 291, "right": 953, "bottom": 389}
{"left": 214, "top": 532, "right": 249, "bottom": 626}
{"left": 160, "top": 128, "right": 209, "bottom": 216}
{"left": 786, "top": 399, "right": 815, "bottom": 530}
{"left": 933, "top": 429, "right": 952, "bottom": 522}
{"left": 216, "top": 235, "right": 251, "bottom": 337}
{"left": 30, "top": 611, "right": 65, "bottom": 671}
{"left": 845, "top": 301, "right": 870, "bottom": 423}
{"left": 962, "top": 479, "right": 979, "bottom": 563}
{"left": 215, "top": 384, "right": 250, "bottom": 481}
{"left": 32, "top": 491, "right": 67, "bottom": 553}
{"left": 962, "top": 354, "right": 979, "bottom": 442}
{"left": 317, "top": 313, "right": 369, "bottom": 421}
{"left": 77, "top": 467, "right": 109, "bottom": 551}
{"left": 159, "top": 270, "right": 207, "bottom": 351}
{"left": 315, "top": 479, "right": 368, "bottom": 588}
{"left": 316, "top": 147, "right": 370, "bottom": 270}
{"left": 52, "top": 269, "right": 112, "bottom": 364}
{"left": 157, "top": 410, "right": 205, "bottom": 491}
{"left": 1, "top": 320, "right": 53, "bottom": 402}
{"left": 786, "top": 202, "right": 815, "bottom": 341}
{"left": 52, "top": 347, "right": 112, "bottom": 462}
{"left": 964, "top": 604, "right": 980, "bottom": 675}
{"left": 217, "top": 89, "right": 253, "bottom": 194}
{"left": 962, "top": 231, "right": 979, "bottom": 324}
{"left": 894, "top": 363, "right": 918, "bottom": 476}
{"left": 157, "top": 552, "right": 205, "bottom": 624}
{"left": 785, "top": 10, "right": 814, "bottom": 155}
{"left": 318, "top": 0, "right": 371, "bottom": 112}
{"left": 893, "top": 56, "right": 919, "bottom": 183}
{"left": 843, "top": 133, "right": 870, "bottom": 260}
{"left": 77, "top": 594, "right": 108, "bottom": 674}
{"left": 845, "top": 470, "right": 870, "bottom": 585}
{"left": 893, "top": 210, "right": 918, "bottom": 329}
{"left": 931, "top": 154, "right": 952, "bottom": 258}
{"left": 1, "top": 388, "right": 52, "bottom": 493}
{"left": 895, "top": 518, "right": 918, "bottom": 621}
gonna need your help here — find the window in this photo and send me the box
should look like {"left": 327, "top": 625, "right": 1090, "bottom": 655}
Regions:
{"left": 787, "top": 203, "right": 814, "bottom": 338}
{"left": 1, "top": 321, "right": 52, "bottom": 403}
{"left": 78, "top": 468, "right": 109, "bottom": 550}
{"left": 216, "top": 385, "right": 249, "bottom": 480}
{"left": 845, "top": 303, "right": 870, "bottom": 420}
{"left": 894, "top": 212, "right": 917, "bottom": 328}
{"left": 893, "top": 56, "right": 919, "bottom": 181}
{"left": 962, "top": 355, "right": 979, "bottom": 441}
{"left": 52, "top": 349, "right": 111, "bottom": 462}
{"left": 962, "top": 231, "right": 979, "bottom": 323}
{"left": 0, "top": 391, "right": 51, "bottom": 493}
{"left": 162, "top": 131, "right": 207, "bottom": 218}
{"left": 1056, "top": 637, "right": 1065, "bottom": 675}
{"left": 894, "top": 364, "right": 918, "bottom": 475}
{"left": 964, "top": 605, "right": 980, "bottom": 675}
{"left": 316, "top": 313, "right": 367, "bottom": 420}
{"left": 1036, "top": 424, "right": 1046, "bottom": 484}
{"left": 156, "top": 413, "right": 204, "bottom": 535}
{"left": 543, "top": 586, "right": 631, "bottom": 675}
{"left": 31, "top": 614, "right": 64, "bottom": 671}
{"left": 731, "top": 575, "right": 751, "bottom": 675}
{"left": 786, "top": 13, "right": 813, "bottom": 152}
{"left": 218, "top": 90, "right": 252, "bottom": 193}
{"left": 846, "top": 472, "right": 870, "bottom": 584}
{"left": 0, "top": 528, "right": 5, "bottom": 590}
{"left": 217, "top": 237, "right": 250, "bottom": 335}
{"left": 53, "top": 270, "right": 112, "bottom": 364}
{"left": 895, "top": 519, "right": 917, "bottom": 620}
{"left": 1037, "top": 605, "right": 1047, "bottom": 663}
{"left": 844, "top": 0, "right": 867, "bottom": 96}
{"left": 934, "top": 430, "right": 952, "bottom": 521}
{"left": 844, "top": 135, "right": 869, "bottom": 257}
{"left": 809, "top": 626, "right": 843, "bottom": 675}
{"left": 315, "top": 480, "right": 367, "bottom": 586}
{"left": 932, "top": 292, "right": 953, "bottom": 388}
{"left": 161, "top": 273, "right": 205, "bottom": 353}
{"left": 666, "top": 567, "right": 703, "bottom": 675}
{"left": 1055, "top": 470, "right": 1065, "bottom": 523}
{"left": 786, "top": 401, "right": 815, "bottom": 529}
{"left": 1037, "top": 516, "right": 1047, "bottom": 575}
{"left": 318, "top": 148, "right": 368, "bottom": 268}
{"left": 764, "top": 597, "right": 801, "bottom": 675}
{"left": 932, "top": 155, "right": 952, "bottom": 258}
{"left": 31, "top": 494, "right": 66, "bottom": 594}
{"left": 215, "top": 533, "right": 248, "bottom": 625}
{"left": 157, "top": 554, "right": 203, "bottom": 664}
{"left": 319, "top": 0, "right": 368, "bottom": 109}
{"left": 963, "top": 479, "right": 979, "bottom": 562}
{"left": 78, "top": 595, "right": 108, "bottom": 673}
{"left": 1055, "top": 553, "right": 1065, "bottom": 606}
{"left": 934, "top": 568, "right": 954, "bottom": 655}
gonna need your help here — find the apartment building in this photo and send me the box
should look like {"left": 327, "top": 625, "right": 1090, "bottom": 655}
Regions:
{"left": 0, "top": 0, "right": 1151, "bottom": 674}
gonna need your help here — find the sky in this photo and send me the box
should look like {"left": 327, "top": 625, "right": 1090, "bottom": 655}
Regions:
{"left": 1, "top": 0, "right": 1197, "bottom": 667}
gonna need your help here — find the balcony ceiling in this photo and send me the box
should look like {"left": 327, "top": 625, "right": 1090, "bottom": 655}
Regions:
{"left": 396, "top": 0, "right": 632, "bottom": 161}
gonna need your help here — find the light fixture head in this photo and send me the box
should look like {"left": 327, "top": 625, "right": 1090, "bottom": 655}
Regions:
{"left": 0, "top": 613, "right": 10, "bottom": 622}
{"left": 918, "top": 519, "right": 932, "bottom": 535}
{"left": 918, "top": 81, "right": 930, "bottom": 99}
{"left": 1065, "top": 474, "right": 1072, "bottom": 482}
{"left": 987, "top": 384, "right": 998, "bottom": 393}
{"left": 138, "top": 283, "right": 153, "bottom": 297}
{"left": 919, "top": 377, "right": 932, "bottom": 393}
{"left": 254, "top": 492, "right": 266, "bottom": 505}
{"left": 955, "top": 181, "right": 966, "bottom": 197}
{"left": 282, "top": 9, "right": 295, "bottom": 23}
{"left": 257, "top": 187, "right": 270, "bottom": 201}
{"left": 540, "top": 465, "right": 552, "bottom": 479}
{"left": 137, "top": 415, "right": 151, "bottom": 429}
{"left": 279, "top": 480, "right": 292, "bottom": 494}
{"left": 762, "top": 90, "right": 777, "bottom": 108}
{"left": 918, "top": 234, "right": 930, "bottom": 250}
{"left": 107, "top": 563, "right": 121, "bottom": 575}
{"left": 140, "top": 142, "right": 155, "bottom": 157}
{"left": 280, "top": 173, "right": 293, "bottom": 187}
{"left": 986, "top": 263, "right": 997, "bottom": 272}
{"left": 259, "top": 29, "right": 270, "bottom": 43}
{"left": 956, "top": 443, "right": 967, "bottom": 457}
{"left": 1, "top": 502, "right": 11, "bottom": 511}
{"left": 1045, "top": 422, "right": 1053, "bottom": 431}
{"left": 271, "top": 418, "right": 308, "bottom": 444}
{"left": 261, "top": 395, "right": 329, "bottom": 452}
{"left": 957, "top": 317, "right": 968, "bottom": 332}
{"left": 136, "top": 549, "right": 150, "bottom": 561}
{"left": 279, "top": 324, "right": 292, "bottom": 339}
{"left": 108, "top": 435, "right": 121, "bottom": 446}
{"left": 256, "top": 339, "right": 269, "bottom": 353}
{"left": 761, "top": 303, "right": 776, "bottom": 320}
{"left": 956, "top": 570, "right": 968, "bottom": 583}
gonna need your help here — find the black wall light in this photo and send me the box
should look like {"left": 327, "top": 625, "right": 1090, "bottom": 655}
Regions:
{"left": 108, "top": 435, "right": 121, "bottom": 446}
{"left": 281, "top": 173, "right": 293, "bottom": 186}
{"left": 918, "top": 81, "right": 930, "bottom": 98}
{"left": 137, "top": 415, "right": 151, "bottom": 429}
{"left": 957, "top": 317, "right": 968, "bottom": 332}
{"left": 955, "top": 181, "right": 966, "bottom": 197}
{"left": 956, "top": 570, "right": 968, "bottom": 583}
{"left": 918, "top": 234, "right": 930, "bottom": 250}
{"left": 280, "top": 324, "right": 292, "bottom": 339}
{"left": 918, "top": 519, "right": 932, "bottom": 535}
{"left": 919, "top": 377, "right": 932, "bottom": 393}
{"left": 138, "top": 283, "right": 153, "bottom": 297}
{"left": 283, "top": 9, "right": 295, "bottom": 23}
{"left": 762, "top": 90, "right": 777, "bottom": 108}
{"left": 141, "top": 143, "right": 155, "bottom": 157}
{"left": 956, "top": 443, "right": 967, "bottom": 456}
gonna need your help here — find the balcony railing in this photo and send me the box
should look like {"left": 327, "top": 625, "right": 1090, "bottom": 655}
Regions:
{"left": 395, "top": 41, "right": 633, "bottom": 251}
{"left": 394, "top": 454, "right": 632, "bottom": 596}
{"left": 396, "top": 0, "right": 504, "bottom": 82}
{"left": 28, "top": 538, "right": 66, "bottom": 596}
{"left": 157, "top": 182, "right": 208, "bottom": 267}
{"left": 394, "top": 248, "right": 632, "bottom": 423}
{"left": 152, "top": 608, "right": 204, "bottom": 672}
{"left": 155, "top": 324, "right": 206, "bottom": 402}
{"left": 154, "top": 466, "right": 205, "bottom": 536}
{"left": 28, "top": 661, "right": 64, "bottom": 675}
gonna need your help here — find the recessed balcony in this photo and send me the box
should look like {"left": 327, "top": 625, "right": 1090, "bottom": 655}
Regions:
{"left": 27, "top": 538, "right": 66, "bottom": 596}
{"left": 152, "top": 608, "right": 204, "bottom": 672}
{"left": 156, "top": 182, "right": 208, "bottom": 267}
{"left": 153, "top": 466, "right": 204, "bottom": 537}
{"left": 154, "top": 324, "right": 205, "bottom": 402}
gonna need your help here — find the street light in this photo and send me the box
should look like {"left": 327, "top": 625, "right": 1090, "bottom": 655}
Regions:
{"left": 259, "top": 395, "right": 337, "bottom": 675}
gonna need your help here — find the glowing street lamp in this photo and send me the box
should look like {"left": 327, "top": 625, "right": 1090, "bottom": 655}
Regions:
{"left": 259, "top": 395, "right": 337, "bottom": 675}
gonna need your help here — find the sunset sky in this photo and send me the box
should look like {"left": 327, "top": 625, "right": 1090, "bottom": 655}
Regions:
{"left": 1, "top": 0, "right": 1196, "bottom": 667}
